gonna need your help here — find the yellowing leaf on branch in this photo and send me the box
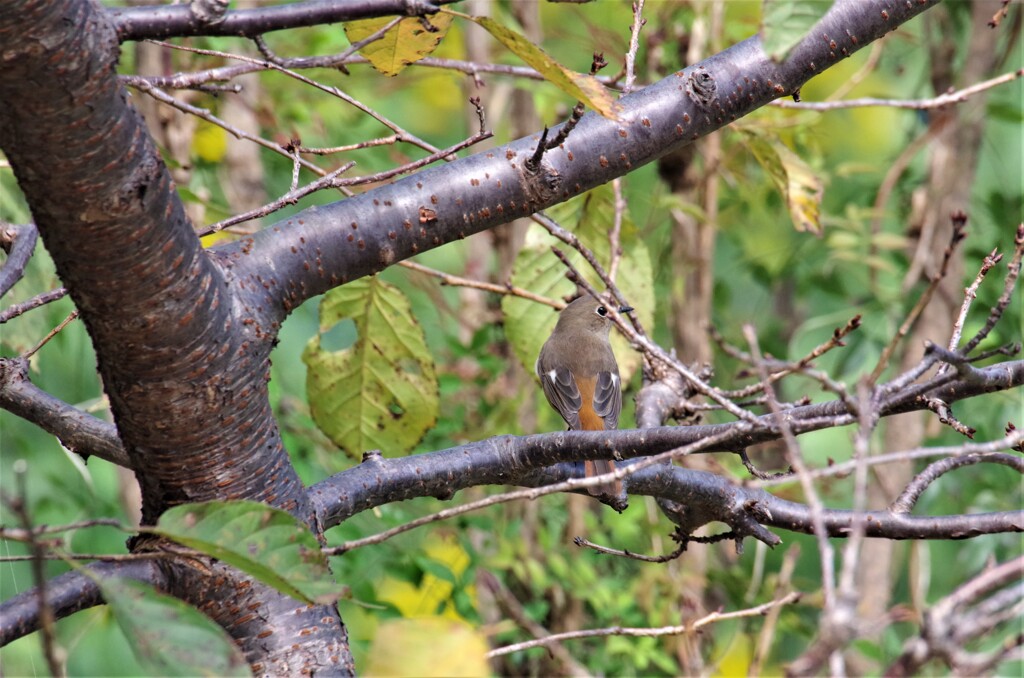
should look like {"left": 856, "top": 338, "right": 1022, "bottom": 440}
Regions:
{"left": 450, "top": 11, "right": 620, "bottom": 120}
{"left": 742, "top": 129, "right": 824, "bottom": 235}
{"left": 303, "top": 277, "right": 439, "bottom": 461}
{"left": 344, "top": 13, "right": 454, "bottom": 77}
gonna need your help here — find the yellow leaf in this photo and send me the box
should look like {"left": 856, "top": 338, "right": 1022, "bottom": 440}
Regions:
{"left": 192, "top": 120, "right": 227, "bottom": 163}
{"left": 344, "top": 14, "right": 454, "bottom": 77}
{"left": 712, "top": 633, "right": 753, "bottom": 678}
{"left": 376, "top": 535, "right": 476, "bottom": 621}
{"left": 453, "top": 12, "right": 620, "bottom": 120}
{"left": 365, "top": 618, "right": 490, "bottom": 677}
{"left": 742, "top": 130, "right": 824, "bottom": 235}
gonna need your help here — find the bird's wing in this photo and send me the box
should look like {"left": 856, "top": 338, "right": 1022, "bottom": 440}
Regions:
{"left": 538, "top": 365, "right": 583, "bottom": 430}
{"left": 591, "top": 371, "right": 622, "bottom": 430}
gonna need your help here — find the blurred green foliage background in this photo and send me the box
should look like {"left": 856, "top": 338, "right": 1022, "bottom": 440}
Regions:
{"left": 1, "top": 1, "right": 1021, "bottom": 675}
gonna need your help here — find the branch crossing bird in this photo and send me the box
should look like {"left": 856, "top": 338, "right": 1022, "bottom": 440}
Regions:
{"left": 536, "top": 295, "right": 631, "bottom": 498}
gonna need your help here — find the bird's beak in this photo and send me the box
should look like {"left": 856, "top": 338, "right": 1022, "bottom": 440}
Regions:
{"left": 618, "top": 305, "right": 634, "bottom": 313}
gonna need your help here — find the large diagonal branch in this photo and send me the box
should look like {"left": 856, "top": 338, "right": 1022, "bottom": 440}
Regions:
{"left": 218, "top": 0, "right": 941, "bottom": 322}
{"left": 111, "top": 0, "right": 459, "bottom": 41}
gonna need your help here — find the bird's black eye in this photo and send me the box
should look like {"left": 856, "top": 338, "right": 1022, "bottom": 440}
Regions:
{"left": 596, "top": 306, "right": 607, "bottom": 317}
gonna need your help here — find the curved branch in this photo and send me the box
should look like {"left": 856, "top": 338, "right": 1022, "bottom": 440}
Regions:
{"left": 0, "top": 287, "right": 68, "bottom": 325}
{"left": 0, "top": 358, "right": 128, "bottom": 468}
{"left": 890, "top": 453, "right": 1024, "bottom": 514}
{"left": 0, "top": 223, "right": 37, "bottom": 299}
{"left": 887, "top": 556, "right": 1024, "bottom": 676}
{"left": 0, "top": 559, "right": 166, "bottom": 646}
{"left": 111, "top": 0, "right": 458, "bottom": 41}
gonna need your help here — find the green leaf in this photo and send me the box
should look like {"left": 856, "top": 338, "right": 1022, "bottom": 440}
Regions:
{"left": 503, "top": 185, "right": 655, "bottom": 398}
{"left": 303, "top": 277, "right": 439, "bottom": 458}
{"left": 762, "top": 0, "right": 835, "bottom": 61}
{"left": 154, "top": 500, "right": 344, "bottom": 605}
{"left": 344, "top": 13, "right": 454, "bottom": 77}
{"left": 742, "top": 130, "right": 824, "bottom": 235}
{"left": 415, "top": 556, "right": 457, "bottom": 585}
{"left": 456, "top": 13, "right": 620, "bottom": 120}
{"left": 94, "top": 576, "right": 251, "bottom": 677}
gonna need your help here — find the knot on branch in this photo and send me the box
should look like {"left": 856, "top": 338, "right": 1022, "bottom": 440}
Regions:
{"left": 518, "top": 127, "right": 563, "bottom": 205}
{"left": 686, "top": 67, "right": 718, "bottom": 108}
{"left": 190, "top": 0, "right": 229, "bottom": 26}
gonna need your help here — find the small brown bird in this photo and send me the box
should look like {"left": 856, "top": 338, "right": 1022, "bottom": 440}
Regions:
{"left": 536, "top": 296, "right": 632, "bottom": 497}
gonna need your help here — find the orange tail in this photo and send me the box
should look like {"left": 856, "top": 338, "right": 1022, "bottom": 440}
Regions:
{"left": 576, "top": 377, "right": 622, "bottom": 497}
{"left": 585, "top": 459, "right": 622, "bottom": 497}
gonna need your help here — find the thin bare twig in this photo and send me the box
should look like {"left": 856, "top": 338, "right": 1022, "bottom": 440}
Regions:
{"left": 0, "top": 287, "right": 68, "bottom": 324}
{"left": 622, "top": 0, "right": 646, "bottom": 95}
{"left": 744, "top": 325, "right": 837, "bottom": 614}
{"left": 201, "top": 162, "right": 355, "bottom": 236}
{"left": 0, "top": 518, "right": 124, "bottom": 542}
{"left": 944, "top": 247, "right": 1004, "bottom": 369}
{"left": 478, "top": 571, "right": 592, "bottom": 677}
{"left": 890, "top": 452, "right": 1024, "bottom": 514}
{"left": 826, "top": 39, "right": 885, "bottom": 101}
{"left": 750, "top": 544, "right": 801, "bottom": 675}
{"left": 331, "top": 126, "right": 492, "bottom": 187}
{"left": 22, "top": 310, "right": 79, "bottom": 360}
{"left": 129, "top": 79, "right": 327, "bottom": 176}
{"left": 125, "top": 54, "right": 621, "bottom": 94}
{"left": 3, "top": 467, "right": 65, "bottom": 676}
{"left": 296, "top": 134, "right": 401, "bottom": 155}
{"left": 254, "top": 15, "right": 402, "bottom": 71}
{"left": 751, "top": 432, "right": 1024, "bottom": 488}
{"left": 869, "top": 212, "right": 968, "bottom": 383}
{"left": 960, "top": 224, "right": 1024, "bottom": 355}
{"left": 144, "top": 40, "right": 442, "bottom": 155}
{"left": 714, "top": 316, "right": 861, "bottom": 401}
{"left": 772, "top": 69, "right": 1023, "bottom": 111}
{"left": 399, "top": 261, "right": 561, "bottom": 308}
{"left": 486, "top": 591, "right": 802, "bottom": 658}
{"left": 572, "top": 535, "right": 684, "bottom": 563}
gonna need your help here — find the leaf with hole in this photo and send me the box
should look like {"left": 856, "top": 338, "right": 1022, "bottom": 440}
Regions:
{"left": 304, "top": 277, "right": 438, "bottom": 459}
{"left": 344, "top": 13, "right": 454, "bottom": 77}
